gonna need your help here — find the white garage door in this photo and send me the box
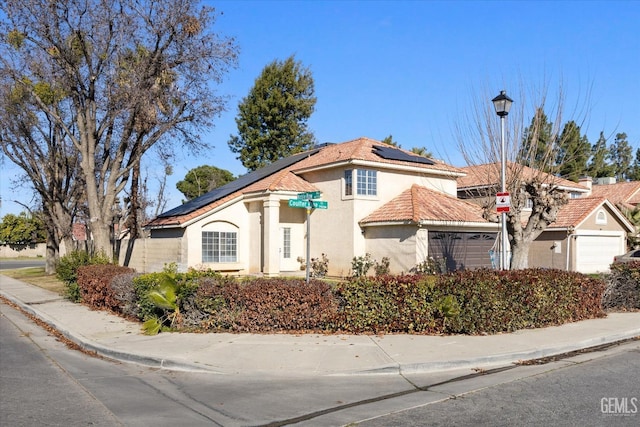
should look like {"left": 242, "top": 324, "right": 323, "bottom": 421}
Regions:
{"left": 575, "top": 235, "right": 623, "bottom": 273}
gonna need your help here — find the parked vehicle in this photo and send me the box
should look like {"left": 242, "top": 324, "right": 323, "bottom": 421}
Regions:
{"left": 613, "top": 249, "right": 640, "bottom": 264}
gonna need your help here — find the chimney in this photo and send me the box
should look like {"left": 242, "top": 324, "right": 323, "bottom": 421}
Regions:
{"left": 578, "top": 176, "right": 592, "bottom": 196}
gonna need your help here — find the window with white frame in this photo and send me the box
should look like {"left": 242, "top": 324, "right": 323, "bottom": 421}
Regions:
{"left": 202, "top": 230, "right": 237, "bottom": 263}
{"left": 344, "top": 170, "right": 353, "bottom": 196}
{"left": 356, "top": 169, "right": 377, "bottom": 196}
{"left": 595, "top": 209, "right": 607, "bottom": 225}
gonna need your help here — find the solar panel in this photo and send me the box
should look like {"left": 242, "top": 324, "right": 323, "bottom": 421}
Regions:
{"left": 158, "top": 148, "right": 323, "bottom": 218}
{"left": 373, "top": 145, "right": 435, "bottom": 165}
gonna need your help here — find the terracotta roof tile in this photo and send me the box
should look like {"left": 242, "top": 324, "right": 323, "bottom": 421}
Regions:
{"left": 590, "top": 181, "right": 640, "bottom": 209}
{"left": 360, "top": 185, "right": 489, "bottom": 224}
{"left": 548, "top": 197, "right": 607, "bottom": 228}
{"left": 291, "top": 137, "right": 463, "bottom": 174}
{"left": 458, "top": 162, "right": 589, "bottom": 191}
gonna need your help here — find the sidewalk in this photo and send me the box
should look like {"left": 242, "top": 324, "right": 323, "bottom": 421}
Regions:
{"left": 1, "top": 274, "right": 639, "bottom": 377}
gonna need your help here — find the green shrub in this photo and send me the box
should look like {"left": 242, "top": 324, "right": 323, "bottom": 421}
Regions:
{"left": 133, "top": 266, "right": 222, "bottom": 333}
{"left": 56, "top": 250, "right": 112, "bottom": 302}
{"left": 332, "top": 275, "right": 444, "bottom": 333}
{"left": 435, "top": 269, "right": 605, "bottom": 334}
{"left": 603, "top": 261, "right": 640, "bottom": 311}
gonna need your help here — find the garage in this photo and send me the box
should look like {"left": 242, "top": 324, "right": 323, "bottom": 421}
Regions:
{"left": 428, "top": 232, "right": 497, "bottom": 272}
{"left": 575, "top": 234, "right": 626, "bottom": 273}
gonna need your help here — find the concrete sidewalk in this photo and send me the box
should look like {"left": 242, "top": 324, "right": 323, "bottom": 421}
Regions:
{"left": 1, "top": 274, "right": 639, "bottom": 377}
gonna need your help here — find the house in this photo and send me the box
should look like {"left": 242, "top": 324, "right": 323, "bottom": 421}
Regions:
{"left": 527, "top": 197, "right": 634, "bottom": 273}
{"left": 457, "top": 165, "right": 634, "bottom": 273}
{"left": 143, "top": 137, "right": 498, "bottom": 276}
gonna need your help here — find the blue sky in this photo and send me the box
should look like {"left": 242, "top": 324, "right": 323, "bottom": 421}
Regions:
{"left": 1, "top": 0, "right": 639, "bottom": 216}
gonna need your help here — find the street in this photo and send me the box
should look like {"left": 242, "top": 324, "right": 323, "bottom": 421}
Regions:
{"left": 1, "top": 300, "right": 638, "bottom": 426}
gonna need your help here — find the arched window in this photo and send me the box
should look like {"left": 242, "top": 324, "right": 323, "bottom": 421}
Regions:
{"left": 595, "top": 209, "right": 607, "bottom": 225}
{"left": 202, "top": 221, "right": 238, "bottom": 263}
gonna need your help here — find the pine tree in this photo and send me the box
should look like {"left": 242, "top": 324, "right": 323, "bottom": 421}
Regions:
{"left": 587, "top": 132, "right": 615, "bottom": 178}
{"left": 228, "top": 55, "right": 316, "bottom": 171}
{"left": 630, "top": 148, "right": 640, "bottom": 181}
{"left": 556, "top": 121, "right": 591, "bottom": 182}
{"left": 608, "top": 133, "right": 633, "bottom": 181}
{"left": 519, "top": 108, "right": 555, "bottom": 172}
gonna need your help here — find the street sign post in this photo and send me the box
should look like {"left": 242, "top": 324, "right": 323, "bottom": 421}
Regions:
{"left": 288, "top": 194, "right": 328, "bottom": 284}
{"left": 496, "top": 191, "right": 511, "bottom": 213}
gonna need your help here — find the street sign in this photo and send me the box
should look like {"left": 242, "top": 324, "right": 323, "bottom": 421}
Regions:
{"left": 310, "top": 200, "right": 328, "bottom": 209}
{"left": 289, "top": 199, "right": 311, "bottom": 209}
{"left": 297, "top": 191, "right": 321, "bottom": 200}
{"left": 496, "top": 192, "right": 511, "bottom": 213}
{"left": 288, "top": 199, "right": 328, "bottom": 209}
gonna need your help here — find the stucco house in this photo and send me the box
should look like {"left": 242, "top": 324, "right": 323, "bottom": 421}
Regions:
{"left": 457, "top": 165, "right": 635, "bottom": 273}
{"left": 144, "top": 137, "right": 499, "bottom": 276}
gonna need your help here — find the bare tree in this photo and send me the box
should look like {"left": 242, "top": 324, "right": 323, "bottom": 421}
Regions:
{"left": 0, "top": 80, "right": 84, "bottom": 272}
{"left": 0, "top": 0, "right": 238, "bottom": 259}
{"left": 456, "top": 82, "right": 589, "bottom": 269}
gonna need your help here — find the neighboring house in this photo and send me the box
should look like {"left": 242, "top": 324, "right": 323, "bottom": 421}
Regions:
{"left": 457, "top": 165, "right": 634, "bottom": 273}
{"left": 144, "top": 137, "right": 498, "bottom": 276}
{"left": 457, "top": 162, "right": 591, "bottom": 219}
{"left": 528, "top": 197, "right": 634, "bottom": 273}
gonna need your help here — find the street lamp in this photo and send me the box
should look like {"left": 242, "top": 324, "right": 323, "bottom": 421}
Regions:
{"left": 492, "top": 90, "right": 513, "bottom": 270}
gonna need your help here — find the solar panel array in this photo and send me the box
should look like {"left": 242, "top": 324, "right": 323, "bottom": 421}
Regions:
{"left": 373, "top": 145, "right": 435, "bottom": 165}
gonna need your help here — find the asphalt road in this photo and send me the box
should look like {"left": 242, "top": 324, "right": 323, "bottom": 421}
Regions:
{"left": 0, "top": 258, "right": 46, "bottom": 270}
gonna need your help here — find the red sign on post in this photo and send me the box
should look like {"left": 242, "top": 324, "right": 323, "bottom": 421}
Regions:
{"left": 496, "top": 192, "right": 510, "bottom": 213}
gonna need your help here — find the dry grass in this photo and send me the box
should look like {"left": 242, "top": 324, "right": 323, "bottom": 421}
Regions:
{"left": 1, "top": 267, "right": 66, "bottom": 294}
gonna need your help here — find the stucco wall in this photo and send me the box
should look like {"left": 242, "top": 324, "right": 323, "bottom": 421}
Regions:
{"left": 528, "top": 231, "right": 570, "bottom": 270}
{"left": 184, "top": 199, "right": 251, "bottom": 272}
{"left": 581, "top": 204, "right": 626, "bottom": 231}
{"left": 364, "top": 225, "right": 418, "bottom": 274}
{"left": 296, "top": 165, "right": 458, "bottom": 276}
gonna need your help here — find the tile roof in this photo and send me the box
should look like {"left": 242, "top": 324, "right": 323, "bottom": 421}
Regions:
{"left": 147, "top": 137, "right": 462, "bottom": 228}
{"left": 360, "top": 184, "right": 490, "bottom": 225}
{"left": 547, "top": 197, "right": 608, "bottom": 228}
{"left": 457, "top": 162, "right": 589, "bottom": 192}
{"left": 291, "top": 137, "right": 463, "bottom": 174}
{"left": 590, "top": 181, "right": 640, "bottom": 209}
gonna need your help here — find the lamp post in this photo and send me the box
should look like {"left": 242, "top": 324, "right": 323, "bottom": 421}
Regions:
{"left": 492, "top": 90, "right": 513, "bottom": 270}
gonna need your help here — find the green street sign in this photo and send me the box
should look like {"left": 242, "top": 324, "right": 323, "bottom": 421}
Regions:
{"left": 288, "top": 199, "right": 328, "bottom": 209}
{"left": 310, "top": 200, "right": 328, "bottom": 209}
{"left": 297, "top": 191, "right": 321, "bottom": 200}
{"left": 288, "top": 199, "right": 311, "bottom": 209}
